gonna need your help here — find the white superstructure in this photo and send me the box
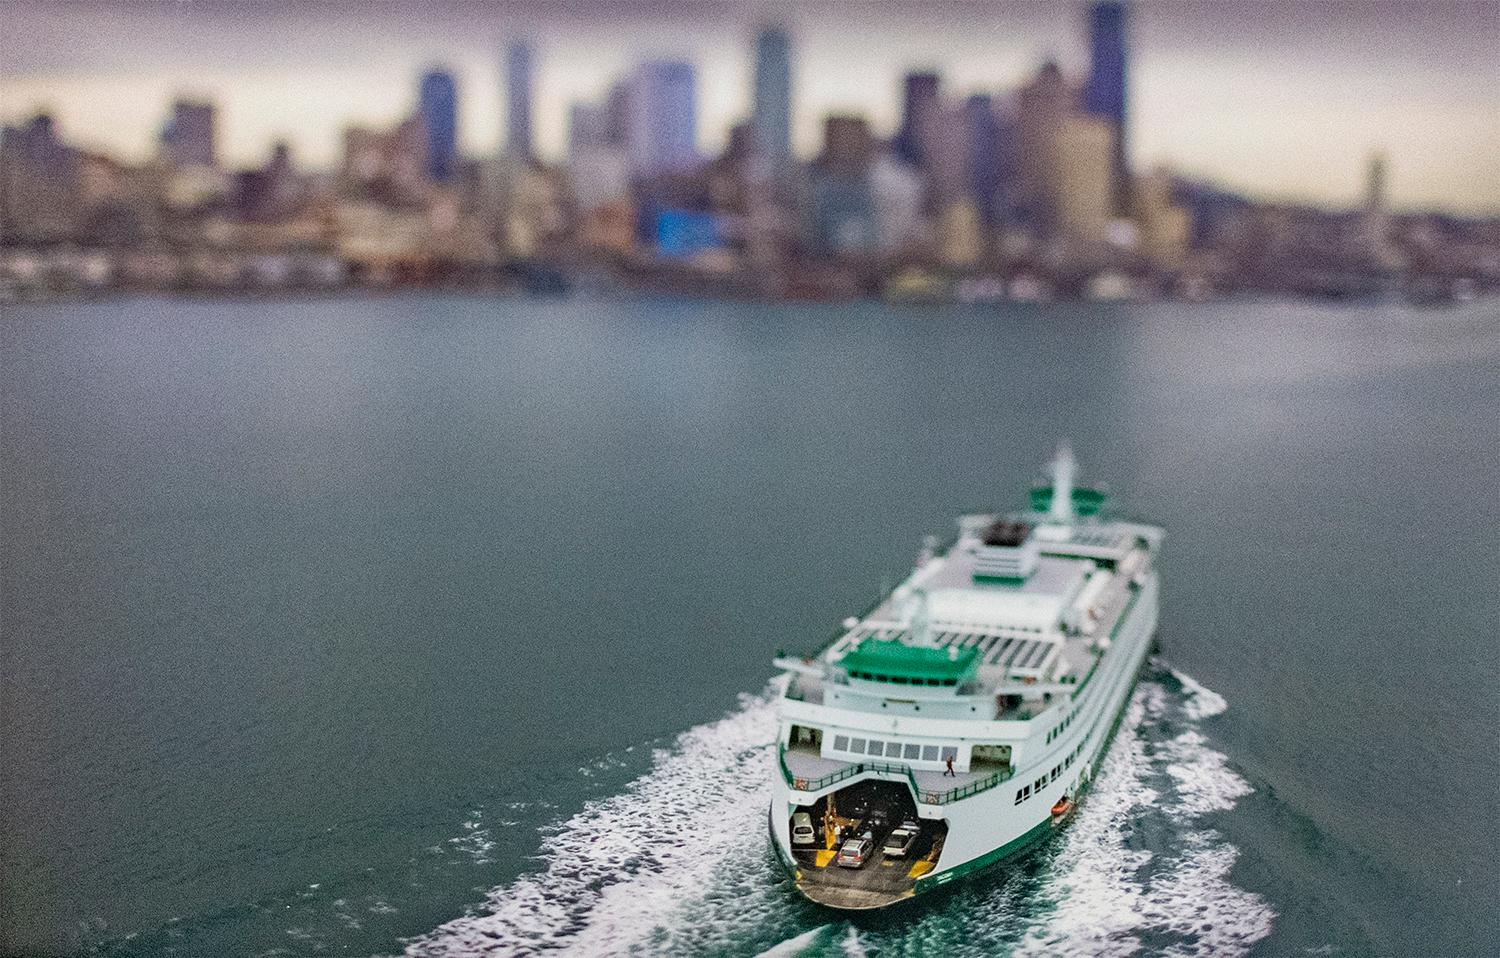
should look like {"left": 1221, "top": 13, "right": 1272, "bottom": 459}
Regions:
{"left": 769, "top": 447, "right": 1162, "bottom": 909}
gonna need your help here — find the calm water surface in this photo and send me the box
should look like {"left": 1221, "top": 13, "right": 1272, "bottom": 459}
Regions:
{"left": 2, "top": 295, "right": 1496, "bottom": 957}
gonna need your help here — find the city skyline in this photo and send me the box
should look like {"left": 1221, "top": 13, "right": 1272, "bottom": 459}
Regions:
{"left": 2, "top": 0, "right": 1498, "bottom": 215}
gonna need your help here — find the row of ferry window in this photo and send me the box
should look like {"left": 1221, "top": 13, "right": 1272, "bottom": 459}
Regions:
{"left": 831, "top": 735, "right": 959, "bottom": 763}
{"left": 1045, "top": 708, "right": 1081, "bottom": 744}
{"left": 848, "top": 671, "right": 960, "bottom": 686}
{"left": 1014, "top": 739, "right": 1089, "bottom": 804}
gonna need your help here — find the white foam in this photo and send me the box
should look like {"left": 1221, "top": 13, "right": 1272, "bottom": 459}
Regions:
{"left": 401, "top": 691, "right": 780, "bottom": 957}
{"left": 1012, "top": 692, "right": 1160, "bottom": 958}
{"left": 839, "top": 926, "right": 868, "bottom": 957}
{"left": 753, "top": 925, "right": 830, "bottom": 958}
{"left": 1171, "top": 668, "right": 1228, "bottom": 720}
{"left": 443, "top": 809, "right": 499, "bottom": 865}
{"left": 1013, "top": 675, "right": 1272, "bottom": 958}
{"left": 1158, "top": 729, "right": 1253, "bottom": 819}
{"left": 1142, "top": 835, "right": 1276, "bottom": 958}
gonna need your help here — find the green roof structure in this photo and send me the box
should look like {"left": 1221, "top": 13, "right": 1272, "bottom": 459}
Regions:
{"left": 839, "top": 639, "right": 980, "bottom": 687}
{"left": 1029, "top": 485, "right": 1108, "bottom": 517}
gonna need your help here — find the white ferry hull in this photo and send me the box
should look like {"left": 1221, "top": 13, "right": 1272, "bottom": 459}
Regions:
{"left": 770, "top": 573, "right": 1158, "bottom": 908}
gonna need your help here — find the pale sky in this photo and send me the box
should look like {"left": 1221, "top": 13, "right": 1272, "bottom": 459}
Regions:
{"left": 2, "top": 0, "right": 1498, "bottom": 214}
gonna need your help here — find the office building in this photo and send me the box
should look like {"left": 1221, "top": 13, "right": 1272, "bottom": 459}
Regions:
{"left": 1083, "top": 1, "right": 1129, "bottom": 214}
{"left": 895, "top": 72, "right": 940, "bottom": 168}
{"left": 159, "top": 99, "right": 217, "bottom": 168}
{"left": 1055, "top": 114, "right": 1114, "bottom": 244}
{"left": 752, "top": 26, "right": 793, "bottom": 164}
{"left": 506, "top": 41, "right": 534, "bottom": 161}
{"left": 627, "top": 61, "right": 699, "bottom": 176}
{"left": 419, "top": 69, "right": 459, "bottom": 182}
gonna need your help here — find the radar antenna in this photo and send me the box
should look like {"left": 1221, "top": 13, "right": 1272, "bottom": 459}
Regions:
{"left": 1048, "top": 441, "right": 1077, "bottom": 524}
{"left": 906, "top": 588, "right": 937, "bottom": 647}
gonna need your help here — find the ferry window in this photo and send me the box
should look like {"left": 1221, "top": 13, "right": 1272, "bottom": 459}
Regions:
{"left": 869, "top": 740, "right": 887, "bottom": 755}
{"left": 850, "top": 738, "right": 866, "bottom": 754}
{"left": 1052, "top": 768, "right": 1060, "bottom": 781}
{"left": 941, "top": 746, "right": 958, "bottom": 761}
{"left": 1015, "top": 790, "right": 1024, "bottom": 805}
{"left": 904, "top": 743, "right": 921, "bottom": 760}
{"left": 833, "top": 736, "right": 848, "bottom": 751}
{"left": 1023, "top": 786, "right": 1031, "bottom": 799}
{"left": 883, "top": 742, "right": 902, "bottom": 758}
{"left": 922, "top": 745, "right": 940, "bottom": 761}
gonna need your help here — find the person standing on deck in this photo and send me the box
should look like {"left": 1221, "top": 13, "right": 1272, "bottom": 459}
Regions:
{"left": 944, "top": 756, "right": 956, "bottom": 777}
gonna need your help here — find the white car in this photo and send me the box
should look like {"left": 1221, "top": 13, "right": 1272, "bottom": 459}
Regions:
{"left": 882, "top": 824, "right": 919, "bottom": 858}
{"left": 791, "top": 812, "right": 816, "bottom": 846}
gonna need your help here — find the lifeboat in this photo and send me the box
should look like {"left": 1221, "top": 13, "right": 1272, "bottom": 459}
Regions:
{"left": 1051, "top": 796, "right": 1075, "bottom": 820}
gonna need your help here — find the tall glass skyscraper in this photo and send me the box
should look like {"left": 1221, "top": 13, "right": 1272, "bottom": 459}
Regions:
{"left": 506, "top": 41, "right": 534, "bottom": 162}
{"left": 1083, "top": 0, "right": 1128, "bottom": 214}
{"left": 418, "top": 68, "right": 458, "bottom": 182}
{"left": 752, "top": 27, "right": 792, "bottom": 164}
{"left": 627, "top": 61, "right": 698, "bottom": 176}
{"left": 895, "top": 72, "right": 940, "bottom": 169}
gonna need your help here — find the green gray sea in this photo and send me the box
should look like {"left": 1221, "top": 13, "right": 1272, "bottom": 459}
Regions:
{"left": 2, "top": 295, "right": 1496, "bottom": 957}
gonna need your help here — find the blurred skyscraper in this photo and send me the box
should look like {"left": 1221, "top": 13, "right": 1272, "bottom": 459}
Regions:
{"left": 1363, "top": 150, "right": 1397, "bottom": 264}
{"left": 159, "top": 99, "right": 217, "bottom": 168}
{"left": 627, "top": 61, "right": 698, "bottom": 176}
{"left": 1083, "top": 0, "right": 1128, "bottom": 214}
{"left": 920, "top": 102, "right": 968, "bottom": 209}
{"left": 964, "top": 94, "right": 1003, "bottom": 223}
{"left": 752, "top": 26, "right": 792, "bottom": 164}
{"left": 1054, "top": 115, "right": 1114, "bottom": 243}
{"left": 1017, "top": 61, "right": 1070, "bottom": 230}
{"left": 419, "top": 69, "right": 458, "bottom": 182}
{"left": 605, "top": 81, "right": 633, "bottom": 148}
{"left": 1365, "top": 151, "right": 1388, "bottom": 220}
{"left": 506, "top": 41, "right": 534, "bottom": 162}
{"left": 569, "top": 103, "right": 609, "bottom": 156}
{"left": 811, "top": 115, "right": 876, "bottom": 253}
{"left": 895, "top": 72, "right": 940, "bottom": 168}
{"left": 341, "top": 116, "right": 426, "bottom": 203}
{"left": 1, "top": 113, "right": 82, "bottom": 241}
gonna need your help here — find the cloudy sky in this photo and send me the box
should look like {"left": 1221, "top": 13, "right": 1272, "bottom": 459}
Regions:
{"left": 2, "top": 0, "right": 1497, "bottom": 213}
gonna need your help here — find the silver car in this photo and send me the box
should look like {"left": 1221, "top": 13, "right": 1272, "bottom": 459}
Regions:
{"left": 836, "top": 832, "right": 875, "bottom": 868}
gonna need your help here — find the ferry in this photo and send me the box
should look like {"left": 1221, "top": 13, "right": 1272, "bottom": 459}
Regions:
{"left": 769, "top": 446, "right": 1161, "bottom": 909}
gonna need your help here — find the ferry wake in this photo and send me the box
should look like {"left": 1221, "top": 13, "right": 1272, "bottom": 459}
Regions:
{"left": 769, "top": 445, "right": 1161, "bottom": 910}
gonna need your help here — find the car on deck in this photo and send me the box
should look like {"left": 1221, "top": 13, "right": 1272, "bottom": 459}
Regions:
{"left": 836, "top": 831, "right": 875, "bottom": 868}
{"left": 882, "top": 822, "right": 919, "bottom": 858}
{"left": 791, "top": 812, "right": 816, "bottom": 845}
